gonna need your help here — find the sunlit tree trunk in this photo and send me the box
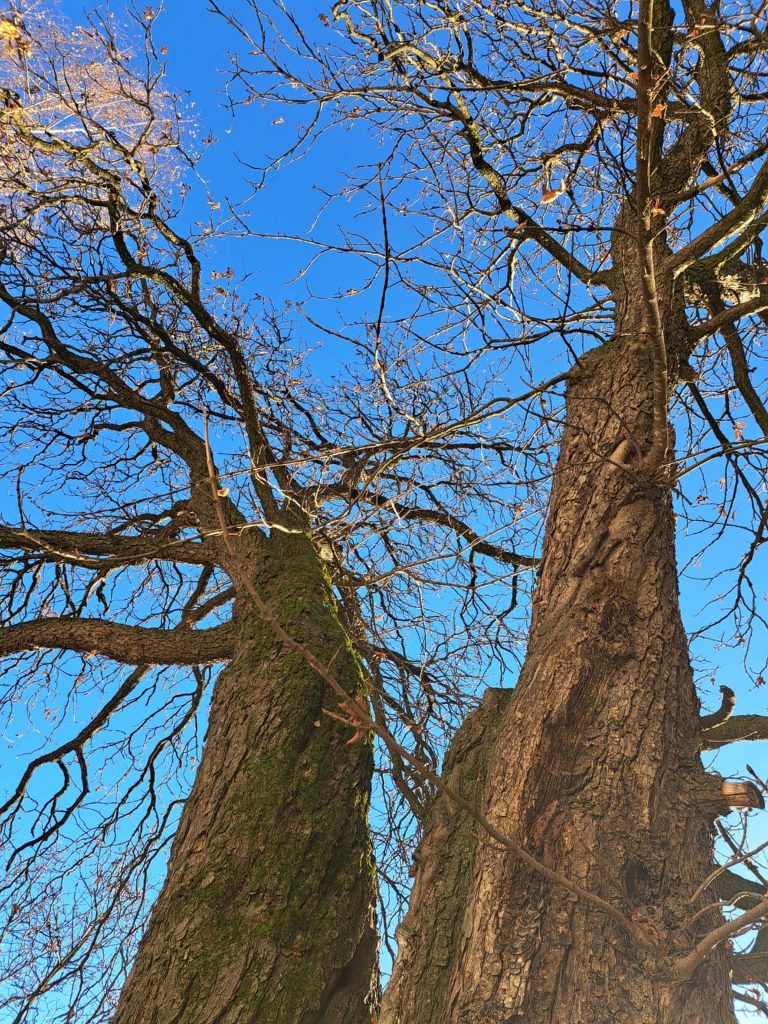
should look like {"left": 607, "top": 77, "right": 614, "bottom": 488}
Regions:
{"left": 383, "top": 277, "right": 737, "bottom": 1023}
{"left": 113, "top": 534, "right": 378, "bottom": 1024}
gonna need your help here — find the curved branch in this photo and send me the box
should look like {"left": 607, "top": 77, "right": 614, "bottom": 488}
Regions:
{"left": 658, "top": 0, "right": 730, "bottom": 208}
{"left": 671, "top": 896, "right": 768, "bottom": 982}
{"left": 0, "top": 666, "right": 147, "bottom": 819}
{"left": 735, "top": 990, "right": 768, "bottom": 1016}
{"left": 701, "top": 685, "right": 736, "bottom": 731}
{"left": 713, "top": 871, "right": 768, "bottom": 988}
{"left": 0, "top": 618, "right": 235, "bottom": 665}
{"left": 716, "top": 868, "right": 767, "bottom": 905}
{"left": 688, "top": 293, "right": 768, "bottom": 340}
{"left": 331, "top": 7, "right": 604, "bottom": 288}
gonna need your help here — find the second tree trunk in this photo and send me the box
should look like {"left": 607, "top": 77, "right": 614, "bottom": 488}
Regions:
{"left": 383, "top": 320, "right": 735, "bottom": 1023}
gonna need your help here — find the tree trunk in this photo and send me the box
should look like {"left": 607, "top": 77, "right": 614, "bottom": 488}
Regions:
{"left": 382, "top": 292, "right": 737, "bottom": 1022}
{"left": 113, "top": 533, "right": 378, "bottom": 1024}
{"left": 382, "top": 687, "right": 514, "bottom": 1023}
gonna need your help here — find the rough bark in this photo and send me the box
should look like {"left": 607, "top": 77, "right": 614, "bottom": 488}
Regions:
{"left": 383, "top": 290, "right": 737, "bottom": 1022}
{"left": 0, "top": 618, "right": 235, "bottom": 665}
{"left": 381, "top": 688, "right": 514, "bottom": 1024}
{"left": 112, "top": 533, "right": 378, "bottom": 1024}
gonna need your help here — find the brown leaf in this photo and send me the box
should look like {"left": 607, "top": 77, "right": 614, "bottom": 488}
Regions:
{"left": 541, "top": 184, "right": 565, "bottom": 205}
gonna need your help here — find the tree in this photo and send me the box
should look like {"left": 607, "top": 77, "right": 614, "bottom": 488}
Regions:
{"left": 215, "top": 0, "right": 768, "bottom": 1020}
{"left": 2, "top": 1, "right": 768, "bottom": 1023}
{"left": 0, "top": 7, "right": 530, "bottom": 1023}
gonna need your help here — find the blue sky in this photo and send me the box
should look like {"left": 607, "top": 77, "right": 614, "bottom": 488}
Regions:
{"left": 110, "top": 0, "right": 768, "bottom": 735}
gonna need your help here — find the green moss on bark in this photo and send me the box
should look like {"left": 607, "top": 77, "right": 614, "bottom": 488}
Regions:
{"left": 113, "top": 533, "right": 378, "bottom": 1024}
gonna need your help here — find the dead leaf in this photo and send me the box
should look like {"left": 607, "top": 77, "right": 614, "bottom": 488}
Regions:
{"left": 541, "top": 183, "right": 565, "bottom": 205}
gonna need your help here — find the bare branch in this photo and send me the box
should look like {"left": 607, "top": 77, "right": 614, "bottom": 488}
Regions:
{"left": 0, "top": 618, "right": 235, "bottom": 665}
{"left": 703, "top": 715, "right": 768, "bottom": 749}
{"left": 0, "top": 524, "right": 218, "bottom": 567}
{"left": 672, "top": 898, "right": 768, "bottom": 983}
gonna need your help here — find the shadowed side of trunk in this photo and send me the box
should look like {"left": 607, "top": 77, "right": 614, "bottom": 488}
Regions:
{"left": 112, "top": 533, "right": 378, "bottom": 1024}
{"left": 383, "top": 313, "right": 736, "bottom": 1023}
{"left": 381, "top": 688, "right": 514, "bottom": 1024}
